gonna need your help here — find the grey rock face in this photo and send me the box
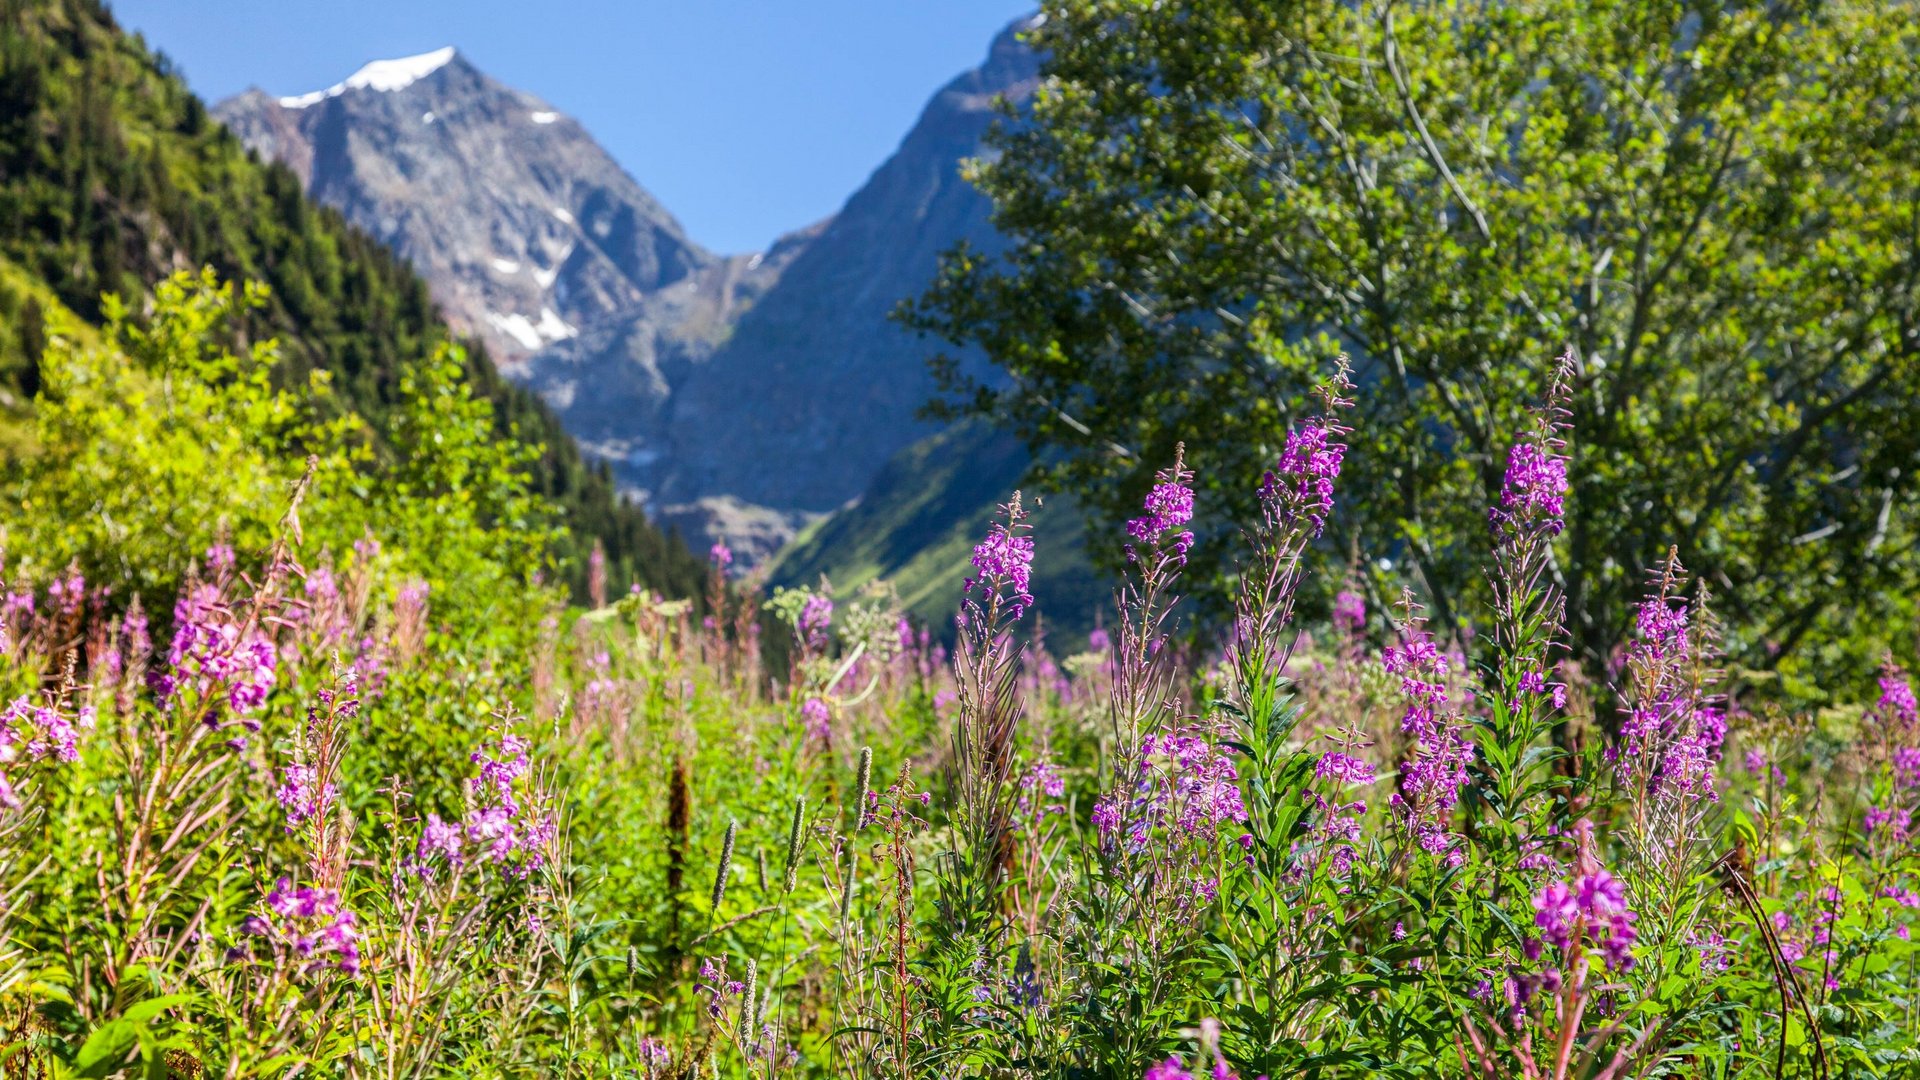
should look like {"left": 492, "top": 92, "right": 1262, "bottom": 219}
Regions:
{"left": 214, "top": 48, "right": 714, "bottom": 369}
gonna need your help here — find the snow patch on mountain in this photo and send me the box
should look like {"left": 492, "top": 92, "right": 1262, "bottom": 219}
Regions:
{"left": 279, "top": 46, "right": 456, "bottom": 108}
{"left": 487, "top": 307, "right": 577, "bottom": 351}
{"left": 534, "top": 307, "right": 577, "bottom": 341}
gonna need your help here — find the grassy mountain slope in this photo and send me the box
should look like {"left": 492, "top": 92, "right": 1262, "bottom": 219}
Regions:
{"left": 0, "top": 0, "right": 705, "bottom": 599}
{"left": 771, "top": 420, "right": 1105, "bottom": 647}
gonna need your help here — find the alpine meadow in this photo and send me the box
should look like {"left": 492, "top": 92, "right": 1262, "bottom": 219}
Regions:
{"left": 3, "top": 0, "right": 1920, "bottom": 1078}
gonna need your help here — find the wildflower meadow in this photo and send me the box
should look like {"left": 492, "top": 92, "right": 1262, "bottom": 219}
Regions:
{"left": 4, "top": 322, "right": 1917, "bottom": 1077}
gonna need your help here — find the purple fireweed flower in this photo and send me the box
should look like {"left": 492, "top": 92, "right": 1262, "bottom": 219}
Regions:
{"left": 1128, "top": 481, "right": 1195, "bottom": 544}
{"left": 254, "top": 878, "right": 362, "bottom": 977}
{"left": 1142, "top": 1054, "right": 1262, "bottom": 1080}
{"left": 801, "top": 696, "right": 831, "bottom": 741}
{"left": 1259, "top": 420, "right": 1346, "bottom": 538}
{"left": 1383, "top": 613, "right": 1472, "bottom": 862}
{"left": 1865, "top": 804, "right": 1911, "bottom": 842}
{"left": 798, "top": 594, "right": 834, "bottom": 648}
{"left": 122, "top": 603, "right": 150, "bottom": 667}
{"left": 1015, "top": 759, "right": 1067, "bottom": 820}
{"left": 6, "top": 695, "right": 92, "bottom": 764}
{"left": 1895, "top": 747, "right": 1920, "bottom": 791}
{"left": 304, "top": 565, "right": 339, "bottom": 606}
{"left": 47, "top": 570, "right": 85, "bottom": 617}
{"left": 205, "top": 543, "right": 236, "bottom": 579}
{"left": 417, "top": 813, "right": 464, "bottom": 865}
{"left": 1612, "top": 586, "right": 1725, "bottom": 807}
{"left": 1311, "top": 792, "right": 1368, "bottom": 878}
{"left": 1689, "top": 928, "right": 1734, "bottom": 973}
{"left": 465, "top": 805, "right": 520, "bottom": 861}
{"left": 709, "top": 541, "right": 733, "bottom": 569}
{"left": 967, "top": 495, "right": 1036, "bottom": 618}
{"left": 1315, "top": 751, "right": 1375, "bottom": 787}
{"left": 153, "top": 584, "right": 276, "bottom": 720}
{"left": 1880, "top": 662, "right": 1918, "bottom": 730}
{"left": 1492, "top": 443, "right": 1569, "bottom": 533}
{"left": 695, "top": 956, "right": 743, "bottom": 1019}
{"left": 29, "top": 707, "right": 78, "bottom": 762}
{"left": 275, "top": 764, "right": 338, "bottom": 831}
{"left": 1126, "top": 454, "right": 1198, "bottom": 564}
{"left": 1634, "top": 598, "right": 1691, "bottom": 661}
{"left": 1097, "top": 725, "right": 1248, "bottom": 862}
{"left": 403, "top": 733, "right": 556, "bottom": 880}
{"left": 470, "top": 735, "right": 531, "bottom": 812}
{"left": 1488, "top": 360, "right": 1574, "bottom": 539}
{"left": 396, "top": 580, "right": 430, "bottom": 609}
{"left": 1332, "top": 589, "right": 1366, "bottom": 637}
{"left": 637, "top": 1037, "right": 670, "bottom": 1067}
{"left": 1533, "top": 868, "right": 1638, "bottom": 972}
{"left": 458, "top": 803, "right": 556, "bottom": 880}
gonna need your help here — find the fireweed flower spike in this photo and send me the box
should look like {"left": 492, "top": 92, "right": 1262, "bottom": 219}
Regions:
{"left": 410, "top": 728, "right": 556, "bottom": 881}
{"left": 1878, "top": 660, "right": 1918, "bottom": 732}
{"left": 1257, "top": 363, "right": 1355, "bottom": 541}
{"left": 1, "top": 691, "right": 95, "bottom": 808}
{"left": 1108, "top": 446, "right": 1204, "bottom": 774}
{"left": 151, "top": 582, "right": 277, "bottom": 734}
{"left": 798, "top": 594, "right": 833, "bottom": 649}
{"left": 243, "top": 878, "right": 363, "bottom": 978}
{"left": 965, "top": 491, "right": 1037, "bottom": 621}
{"left": 1531, "top": 865, "right": 1640, "bottom": 973}
{"left": 1235, "top": 362, "right": 1355, "bottom": 689}
{"left": 949, "top": 493, "right": 1036, "bottom": 917}
{"left": 1612, "top": 551, "right": 1726, "bottom": 861}
{"left": 1383, "top": 595, "right": 1473, "bottom": 865}
{"left": 1126, "top": 445, "right": 1197, "bottom": 568}
{"left": 1479, "top": 353, "right": 1575, "bottom": 837}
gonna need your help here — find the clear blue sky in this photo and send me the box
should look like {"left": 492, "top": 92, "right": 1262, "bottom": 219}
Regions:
{"left": 107, "top": 1, "right": 1032, "bottom": 255}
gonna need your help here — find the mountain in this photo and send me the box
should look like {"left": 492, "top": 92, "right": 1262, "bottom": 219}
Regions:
{"left": 646, "top": 20, "right": 1042, "bottom": 522}
{"left": 210, "top": 47, "right": 752, "bottom": 371}
{"left": 212, "top": 21, "right": 1041, "bottom": 566}
{"left": 0, "top": 0, "right": 709, "bottom": 602}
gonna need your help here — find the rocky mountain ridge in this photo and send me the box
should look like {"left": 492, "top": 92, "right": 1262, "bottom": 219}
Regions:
{"left": 214, "top": 48, "right": 755, "bottom": 373}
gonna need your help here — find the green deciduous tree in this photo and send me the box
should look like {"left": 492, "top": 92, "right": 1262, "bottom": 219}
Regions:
{"left": 10, "top": 270, "right": 357, "bottom": 598}
{"left": 908, "top": 0, "right": 1920, "bottom": 689}
{"left": 6, "top": 269, "right": 556, "bottom": 635}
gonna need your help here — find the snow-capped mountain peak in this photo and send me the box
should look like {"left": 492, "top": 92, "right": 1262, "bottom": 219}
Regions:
{"left": 278, "top": 45, "right": 456, "bottom": 108}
